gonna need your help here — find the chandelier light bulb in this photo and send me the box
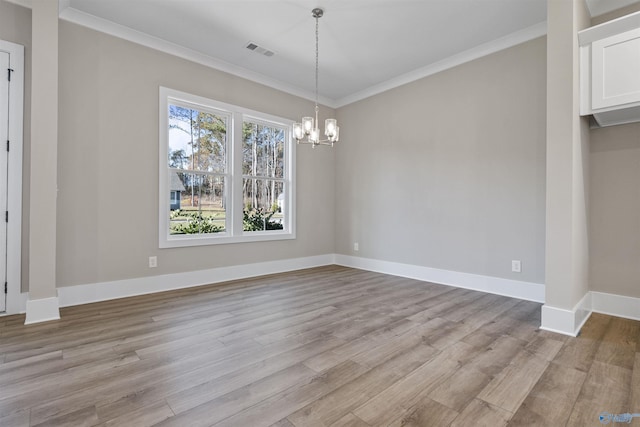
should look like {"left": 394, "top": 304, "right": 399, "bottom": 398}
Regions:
{"left": 325, "top": 119, "right": 337, "bottom": 137}
{"left": 309, "top": 128, "right": 320, "bottom": 143}
{"left": 302, "top": 117, "right": 314, "bottom": 134}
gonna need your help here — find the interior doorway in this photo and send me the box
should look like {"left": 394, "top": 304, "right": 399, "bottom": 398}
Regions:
{"left": 0, "top": 39, "right": 24, "bottom": 315}
{"left": 0, "top": 49, "right": 7, "bottom": 313}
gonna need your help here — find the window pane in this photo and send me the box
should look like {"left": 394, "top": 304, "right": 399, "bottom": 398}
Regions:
{"left": 243, "top": 178, "right": 284, "bottom": 232}
{"left": 169, "top": 104, "right": 227, "bottom": 173}
{"left": 170, "top": 173, "right": 226, "bottom": 235}
{"left": 242, "top": 121, "right": 285, "bottom": 178}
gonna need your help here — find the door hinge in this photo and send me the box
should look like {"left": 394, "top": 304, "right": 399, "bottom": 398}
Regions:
{"left": 7, "top": 68, "right": 13, "bottom": 82}
{"left": 5, "top": 211, "right": 7, "bottom": 223}
{"left": 4, "top": 282, "right": 6, "bottom": 294}
{"left": 6, "top": 140, "right": 9, "bottom": 152}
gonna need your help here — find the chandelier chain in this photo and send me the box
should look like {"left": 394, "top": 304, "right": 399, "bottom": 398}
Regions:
{"left": 315, "top": 14, "right": 319, "bottom": 107}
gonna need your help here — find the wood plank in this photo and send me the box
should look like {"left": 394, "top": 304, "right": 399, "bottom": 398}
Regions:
{"left": 458, "top": 334, "right": 526, "bottom": 377}
{"left": 450, "top": 398, "right": 511, "bottom": 427}
{"left": 353, "top": 342, "right": 478, "bottom": 426}
{"left": 158, "top": 364, "right": 317, "bottom": 427}
{"left": 99, "top": 402, "right": 174, "bottom": 427}
{"left": 210, "top": 360, "right": 369, "bottom": 427}
{"left": 0, "top": 410, "right": 30, "bottom": 427}
{"left": 303, "top": 317, "right": 446, "bottom": 372}
{"left": 523, "top": 335, "right": 565, "bottom": 362}
{"left": 88, "top": 334, "right": 344, "bottom": 422}
{"left": 270, "top": 420, "right": 296, "bottom": 427}
{"left": 566, "top": 361, "right": 632, "bottom": 426}
{"left": 508, "top": 361, "right": 587, "bottom": 425}
{"left": 387, "top": 397, "right": 458, "bottom": 427}
{"left": 288, "top": 342, "right": 439, "bottom": 427}
{"left": 477, "top": 348, "right": 549, "bottom": 413}
{"left": 553, "top": 312, "right": 610, "bottom": 372}
{"left": 631, "top": 353, "right": 640, "bottom": 416}
{"left": 427, "top": 366, "right": 492, "bottom": 412}
{"left": 328, "top": 413, "right": 371, "bottom": 427}
{"left": 593, "top": 316, "right": 640, "bottom": 370}
{"left": 32, "top": 405, "right": 99, "bottom": 427}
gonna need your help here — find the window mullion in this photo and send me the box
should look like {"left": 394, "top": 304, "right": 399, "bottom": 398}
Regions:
{"left": 231, "top": 112, "right": 244, "bottom": 236}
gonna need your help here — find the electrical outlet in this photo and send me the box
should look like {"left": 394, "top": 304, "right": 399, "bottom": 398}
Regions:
{"left": 149, "top": 256, "right": 158, "bottom": 268}
{"left": 511, "top": 260, "right": 521, "bottom": 273}
{"left": 354, "top": 242, "right": 359, "bottom": 251}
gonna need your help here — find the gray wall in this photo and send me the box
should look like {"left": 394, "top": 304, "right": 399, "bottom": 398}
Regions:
{"left": 334, "top": 38, "right": 547, "bottom": 285}
{"left": 592, "top": 3, "right": 640, "bottom": 25}
{"left": 590, "top": 123, "right": 640, "bottom": 298}
{"left": 0, "top": 1, "right": 31, "bottom": 292}
{"left": 588, "top": 0, "right": 640, "bottom": 299}
{"left": 1, "top": 1, "right": 329, "bottom": 292}
{"left": 55, "top": 21, "right": 334, "bottom": 287}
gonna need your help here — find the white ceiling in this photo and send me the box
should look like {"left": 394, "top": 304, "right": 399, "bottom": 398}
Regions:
{"left": 8, "top": 0, "right": 640, "bottom": 106}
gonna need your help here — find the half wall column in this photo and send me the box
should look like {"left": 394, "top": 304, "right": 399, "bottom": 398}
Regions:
{"left": 542, "top": 0, "right": 592, "bottom": 336}
{"left": 25, "top": 0, "right": 60, "bottom": 324}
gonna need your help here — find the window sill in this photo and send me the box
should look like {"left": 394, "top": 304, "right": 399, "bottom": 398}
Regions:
{"left": 160, "top": 230, "right": 296, "bottom": 248}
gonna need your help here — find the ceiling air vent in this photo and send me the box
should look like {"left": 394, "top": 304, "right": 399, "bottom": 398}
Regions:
{"left": 246, "top": 42, "right": 275, "bottom": 57}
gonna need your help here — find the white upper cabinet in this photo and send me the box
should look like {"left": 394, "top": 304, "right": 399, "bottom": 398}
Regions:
{"left": 580, "top": 11, "right": 640, "bottom": 126}
{"left": 592, "top": 27, "right": 640, "bottom": 109}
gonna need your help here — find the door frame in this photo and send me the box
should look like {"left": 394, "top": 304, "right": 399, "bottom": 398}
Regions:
{"left": 1, "top": 40, "right": 24, "bottom": 315}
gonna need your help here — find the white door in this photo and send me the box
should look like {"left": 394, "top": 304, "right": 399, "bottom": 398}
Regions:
{"left": 0, "top": 51, "right": 8, "bottom": 312}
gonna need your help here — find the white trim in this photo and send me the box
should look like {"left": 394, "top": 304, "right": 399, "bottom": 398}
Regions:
{"left": 334, "top": 254, "right": 545, "bottom": 303}
{"left": 0, "top": 40, "right": 24, "bottom": 315}
{"left": 17, "top": 255, "right": 333, "bottom": 310}
{"left": 579, "top": 11, "right": 640, "bottom": 46}
{"left": 540, "top": 292, "right": 592, "bottom": 337}
{"left": 13, "top": 254, "right": 543, "bottom": 316}
{"left": 333, "top": 21, "right": 548, "bottom": 108}
{"left": 591, "top": 291, "right": 640, "bottom": 321}
{"left": 24, "top": 296, "right": 60, "bottom": 324}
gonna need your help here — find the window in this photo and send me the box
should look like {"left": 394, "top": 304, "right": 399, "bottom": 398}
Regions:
{"left": 243, "top": 119, "right": 286, "bottom": 231}
{"left": 159, "top": 87, "right": 295, "bottom": 247}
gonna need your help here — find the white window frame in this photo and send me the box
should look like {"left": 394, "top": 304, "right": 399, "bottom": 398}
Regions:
{"left": 159, "top": 87, "right": 296, "bottom": 248}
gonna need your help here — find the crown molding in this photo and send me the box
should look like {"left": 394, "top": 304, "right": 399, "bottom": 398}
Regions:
{"left": 8, "top": 1, "right": 548, "bottom": 110}
{"left": 57, "top": 7, "right": 337, "bottom": 107}
{"left": 333, "top": 21, "right": 548, "bottom": 108}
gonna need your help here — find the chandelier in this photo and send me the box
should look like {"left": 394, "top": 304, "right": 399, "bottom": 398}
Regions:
{"left": 293, "top": 8, "right": 339, "bottom": 147}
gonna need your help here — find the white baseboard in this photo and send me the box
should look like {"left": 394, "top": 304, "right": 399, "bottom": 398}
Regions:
{"left": 12, "top": 253, "right": 640, "bottom": 331}
{"left": 334, "top": 254, "right": 545, "bottom": 303}
{"left": 540, "top": 292, "right": 592, "bottom": 337}
{"left": 24, "top": 296, "right": 61, "bottom": 324}
{"left": 591, "top": 291, "right": 640, "bottom": 321}
{"left": 20, "top": 254, "right": 334, "bottom": 311}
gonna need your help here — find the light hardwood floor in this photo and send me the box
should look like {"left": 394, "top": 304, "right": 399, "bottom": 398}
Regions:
{"left": 0, "top": 265, "right": 638, "bottom": 426}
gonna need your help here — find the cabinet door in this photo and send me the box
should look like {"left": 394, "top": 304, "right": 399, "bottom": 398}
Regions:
{"left": 592, "top": 27, "right": 640, "bottom": 110}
